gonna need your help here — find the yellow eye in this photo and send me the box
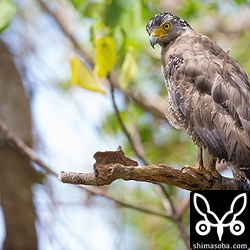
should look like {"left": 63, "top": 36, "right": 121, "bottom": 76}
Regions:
{"left": 162, "top": 22, "right": 171, "bottom": 31}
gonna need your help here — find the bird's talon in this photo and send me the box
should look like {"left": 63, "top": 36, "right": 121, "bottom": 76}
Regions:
{"left": 181, "top": 165, "right": 193, "bottom": 173}
{"left": 182, "top": 164, "right": 216, "bottom": 184}
{"left": 207, "top": 159, "right": 221, "bottom": 180}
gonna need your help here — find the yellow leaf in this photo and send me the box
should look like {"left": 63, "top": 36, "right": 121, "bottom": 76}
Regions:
{"left": 70, "top": 57, "right": 106, "bottom": 94}
{"left": 119, "top": 48, "right": 137, "bottom": 90}
{"left": 94, "top": 36, "right": 116, "bottom": 79}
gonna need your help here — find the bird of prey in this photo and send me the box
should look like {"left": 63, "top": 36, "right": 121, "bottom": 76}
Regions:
{"left": 146, "top": 12, "right": 250, "bottom": 190}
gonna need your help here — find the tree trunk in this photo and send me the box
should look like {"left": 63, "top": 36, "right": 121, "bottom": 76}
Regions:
{"left": 0, "top": 39, "right": 37, "bottom": 249}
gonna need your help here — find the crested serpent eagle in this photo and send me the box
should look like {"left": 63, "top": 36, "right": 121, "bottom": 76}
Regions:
{"left": 146, "top": 12, "right": 250, "bottom": 191}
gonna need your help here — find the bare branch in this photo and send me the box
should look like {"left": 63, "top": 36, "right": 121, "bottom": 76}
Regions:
{"left": 108, "top": 74, "right": 168, "bottom": 121}
{"left": 0, "top": 116, "right": 58, "bottom": 176}
{"left": 175, "top": 215, "right": 191, "bottom": 250}
{"left": 59, "top": 147, "right": 236, "bottom": 191}
{"left": 176, "top": 198, "right": 190, "bottom": 216}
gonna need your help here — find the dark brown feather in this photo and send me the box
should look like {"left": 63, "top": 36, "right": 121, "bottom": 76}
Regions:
{"left": 163, "top": 32, "right": 250, "bottom": 162}
{"left": 146, "top": 12, "right": 250, "bottom": 189}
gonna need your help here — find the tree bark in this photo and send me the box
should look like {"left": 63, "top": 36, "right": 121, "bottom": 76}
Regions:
{"left": 0, "top": 39, "right": 37, "bottom": 250}
{"left": 59, "top": 148, "right": 237, "bottom": 191}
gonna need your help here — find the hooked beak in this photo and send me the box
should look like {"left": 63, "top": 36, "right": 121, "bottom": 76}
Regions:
{"left": 149, "top": 35, "right": 158, "bottom": 49}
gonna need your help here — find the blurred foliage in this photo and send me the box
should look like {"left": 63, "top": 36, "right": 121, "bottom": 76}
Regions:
{"left": 69, "top": 0, "right": 250, "bottom": 248}
{"left": 71, "top": 56, "right": 106, "bottom": 94}
{"left": 94, "top": 36, "right": 117, "bottom": 78}
{"left": 0, "top": 0, "right": 16, "bottom": 33}
{"left": 119, "top": 47, "right": 137, "bottom": 89}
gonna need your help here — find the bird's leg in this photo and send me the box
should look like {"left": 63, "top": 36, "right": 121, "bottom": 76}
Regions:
{"left": 182, "top": 146, "right": 212, "bottom": 181}
{"left": 207, "top": 157, "right": 221, "bottom": 179}
{"left": 196, "top": 145, "right": 205, "bottom": 171}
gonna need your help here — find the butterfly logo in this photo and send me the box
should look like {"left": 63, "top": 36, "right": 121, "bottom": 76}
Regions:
{"left": 193, "top": 193, "right": 247, "bottom": 241}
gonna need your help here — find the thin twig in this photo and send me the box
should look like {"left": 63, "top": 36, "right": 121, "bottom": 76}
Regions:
{"left": 177, "top": 198, "right": 190, "bottom": 216}
{"left": 110, "top": 85, "right": 148, "bottom": 164}
{"left": 0, "top": 117, "right": 57, "bottom": 176}
{"left": 175, "top": 216, "right": 191, "bottom": 250}
{"left": 37, "top": 0, "right": 93, "bottom": 65}
{"left": 81, "top": 185, "right": 171, "bottom": 219}
{"left": 156, "top": 184, "right": 191, "bottom": 249}
{"left": 125, "top": 97, "right": 147, "bottom": 161}
{"left": 153, "top": 185, "right": 191, "bottom": 249}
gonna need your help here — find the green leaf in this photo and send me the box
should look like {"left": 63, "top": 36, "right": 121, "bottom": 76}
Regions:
{"left": 0, "top": 0, "right": 16, "bottom": 33}
{"left": 105, "top": 0, "right": 125, "bottom": 28}
{"left": 70, "top": 56, "right": 106, "bottom": 94}
{"left": 119, "top": 47, "right": 137, "bottom": 89}
{"left": 94, "top": 36, "right": 116, "bottom": 79}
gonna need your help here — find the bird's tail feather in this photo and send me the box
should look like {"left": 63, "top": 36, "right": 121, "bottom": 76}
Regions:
{"left": 230, "top": 163, "right": 250, "bottom": 192}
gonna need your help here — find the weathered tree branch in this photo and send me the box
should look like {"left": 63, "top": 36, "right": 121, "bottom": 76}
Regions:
{"left": 59, "top": 147, "right": 237, "bottom": 191}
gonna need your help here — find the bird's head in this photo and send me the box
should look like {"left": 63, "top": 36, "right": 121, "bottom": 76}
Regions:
{"left": 146, "top": 12, "right": 190, "bottom": 49}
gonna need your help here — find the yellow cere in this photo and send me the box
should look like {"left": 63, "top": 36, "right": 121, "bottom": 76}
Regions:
{"left": 151, "top": 21, "right": 171, "bottom": 39}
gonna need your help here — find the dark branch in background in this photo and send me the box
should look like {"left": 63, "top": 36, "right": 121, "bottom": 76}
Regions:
{"left": 0, "top": 117, "right": 57, "bottom": 176}
{"left": 110, "top": 85, "right": 149, "bottom": 164}
{"left": 108, "top": 75, "right": 168, "bottom": 121}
